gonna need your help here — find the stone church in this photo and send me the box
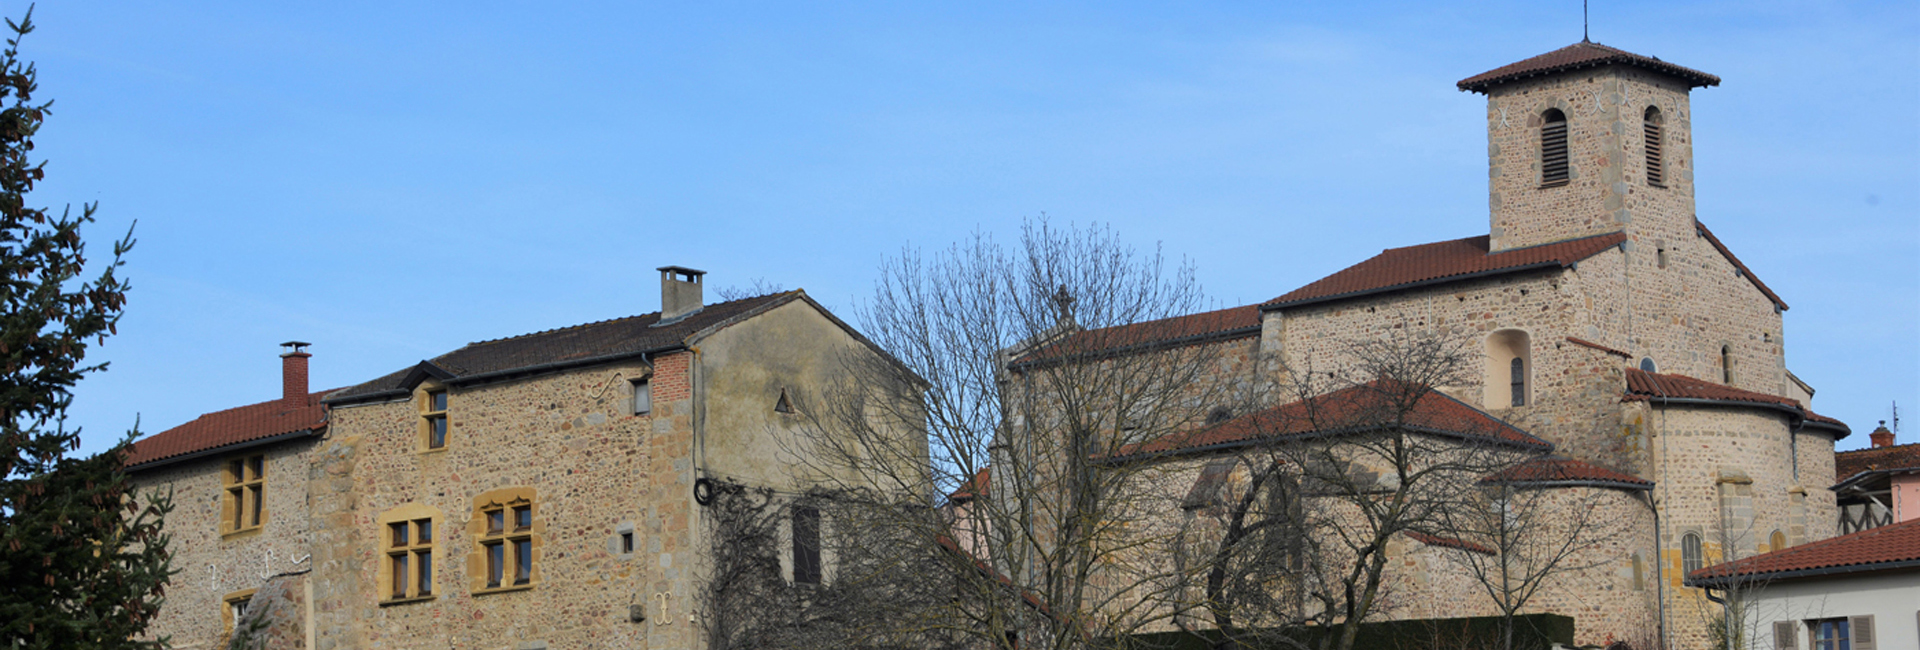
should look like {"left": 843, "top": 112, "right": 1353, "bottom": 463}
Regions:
{"left": 983, "top": 40, "right": 1854, "bottom": 648}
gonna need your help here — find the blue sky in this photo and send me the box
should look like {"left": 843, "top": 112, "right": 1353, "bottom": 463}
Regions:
{"left": 25, "top": 1, "right": 1915, "bottom": 455}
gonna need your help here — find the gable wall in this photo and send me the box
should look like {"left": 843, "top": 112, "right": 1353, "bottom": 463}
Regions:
{"left": 130, "top": 440, "right": 318, "bottom": 649}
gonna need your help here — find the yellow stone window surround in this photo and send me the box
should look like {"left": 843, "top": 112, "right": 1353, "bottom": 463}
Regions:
{"left": 378, "top": 502, "right": 441, "bottom": 605}
{"left": 417, "top": 381, "right": 451, "bottom": 452}
{"left": 220, "top": 454, "right": 266, "bottom": 538}
{"left": 221, "top": 588, "right": 256, "bottom": 640}
{"left": 469, "top": 486, "right": 543, "bottom": 595}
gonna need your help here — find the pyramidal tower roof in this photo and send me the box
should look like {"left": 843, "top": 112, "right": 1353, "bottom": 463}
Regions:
{"left": 1457, "top": 40, "right": 1720, "bottom": 94}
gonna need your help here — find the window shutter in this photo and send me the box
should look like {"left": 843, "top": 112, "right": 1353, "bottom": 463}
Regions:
{"left": 1541, "top": 120, "right": 1570, "bottom": 185}
{"left": 1644, "top": 121, "right": 1664, "bottom": 186}
{"left": 1772, "top": 621, "right": 1796, "bottom": 650}
{"left": 1849, "top": 615, "right": 1874, "bottom": 650}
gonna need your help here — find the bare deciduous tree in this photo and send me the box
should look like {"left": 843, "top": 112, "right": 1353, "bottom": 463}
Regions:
{"left": 1430, "top": 462, "right": 1630, "bottom": 650}
{"left": 1184, "top": 330, "right": 1547, "bottom": 650}
{"left": 779, "top": 219, "right": 1251, "bottom": 649}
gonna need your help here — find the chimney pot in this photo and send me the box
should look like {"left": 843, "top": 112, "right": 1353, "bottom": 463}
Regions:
{"left": 1870, "top": 421, "right": 1896, "bottom": 448}
{"left": 280, "top": 341, "right": 312, "bottom": 407}
{"left": 657, "top": 266, "right": 706, "bottom": 323}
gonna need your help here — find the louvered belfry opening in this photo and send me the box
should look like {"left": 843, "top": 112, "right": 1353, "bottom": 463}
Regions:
{"left": 1540, "top": 108, "right": 1569, "bottom": 186}
{"left": 1643, "top": 106, "right": 1665, "bottom": 187}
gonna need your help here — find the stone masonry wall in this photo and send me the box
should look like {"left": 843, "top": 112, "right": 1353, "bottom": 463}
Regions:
{"left": 311, "top": 351, "right": 691, "bottom": 650}
{"left": 1484, "top": 67, "right": 1697, "bottom": 254}
{"left": 1643, "top": 404, "right": 1835, "bottom": 650}
{"left": 130, "top": 440, "right": 317, "bottom": 650}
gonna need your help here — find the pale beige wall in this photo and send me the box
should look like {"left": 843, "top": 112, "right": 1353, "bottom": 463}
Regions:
{"left": 130, "top": 440, "right": 317, "bottom": 650}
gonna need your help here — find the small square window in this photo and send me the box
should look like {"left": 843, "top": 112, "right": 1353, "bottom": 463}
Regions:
{"left": 621, "top": 531, "right": 635, "bottom": 554}
{"left": 632, "top": 379, "right": 652, "bottom": 415}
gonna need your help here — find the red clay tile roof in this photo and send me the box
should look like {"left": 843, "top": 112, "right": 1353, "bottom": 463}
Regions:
{"left": 1688, "top": 517, "right": 1920, "bottom": 587}
{"left": 126, "top": 390, "right": 332, "bottom": 470}
{"left": 1835, "top": 442, "right": 1920, "bottom": 485}
{"left": 1624, "top": 368, "right": 1798, "bottom": 408}
{"left": 1565, "top": 337, "right": 1631, "bottom": 358}
{"left": 1458, "top": 41, "right": 1720, "bottom": 93}
{"left": 328, "top": 292, "right": 801, "bottom": 403}
{"left": 1800, "top": 410, "right": 1851, "bottom": 437}
{"left": 948, "top": 467, "right": 991, "bottom": 502}
{"left": 1695, "top": 220, "right": 1788, "bottom": 311}
{"left": 1110, "top": 380, "right": 1549, "bottom": 461}
{"left": 1262, "top": 233, "right": 1624, "bottom": 310}
{"left": 1624, "top": 369, "right": 1848, "bottom": 439}
{"left": 1406, "top": 531, "right": 1495, "bottom": 556}
{"left": 1012, "top": 304, "right": 1261, "bottom": 366}
{"left": 1482, "top": 456, "right": 1652, "bottom": 490}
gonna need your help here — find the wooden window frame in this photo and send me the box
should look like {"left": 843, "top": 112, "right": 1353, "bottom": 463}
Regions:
{"left": 221, "top": 454, "right": 266, "bottom": 537}
{"left": 470, "top": 487, "right": 541, "bottom": 595}
{"left": 418, "top": 384, "right": 450, "bottom": 452}
{"left": 383, "top": 519, "right": 436, "bottom": 603}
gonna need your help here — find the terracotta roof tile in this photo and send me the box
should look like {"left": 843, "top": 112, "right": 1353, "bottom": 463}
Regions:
{"left": 1482, "top": 456, "right": 1652, "bottom": 490}
{"left": 1623, "top": 369, "right": 1848, "bottom": 439}
{"left": 1111, "top": 379, "right": 1549, "bottom": 460}
{"left": 948, "top": 467, "right": 991, "bottom": 502}
{"left": 1262, "top": 233, "right": 1624, "bottom": 310}
{"left": 1623, "top": 368, "right": 1797, "bottom": 408}
{"left": 1695, "top": 220, "right": 1788, "bottom": 311}
{"left": 1013, "top": 304, "right": 1261, "bottom": 365}
{"left": 1689, "top": 517, "right": 1920, "bottom": 587}
{"left": 126, "top": 390, "right": 332, "bottom": 469}
{"left": 328, "top": 292, "right": 800, "bottom": 403}
{"left": 1458, "top": 41, "right": 1720, "bottom": 93}
{"left": 1835, "top": 442, "right": 1920, "bottom": 485}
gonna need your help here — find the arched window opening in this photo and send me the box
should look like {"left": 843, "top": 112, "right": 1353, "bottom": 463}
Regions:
{"left": 1643, "top": 106, "right": 1665, "bottom": 187}
{"left": 1541, "top": 109, "right": 1570, "bottom": 186}
{"left": 1721, "top": 345, "right": 1734, "bottom": 384}
{"left": 1768, "top": 530, "right": 1786, "bottom": 553}
{"left": 1640, "top": 357, "right": 1658, "bottom": 373}
{"left": 1485, "top": 329, "right": 1531, "bottom": 409}
{"left": 1682, "top": 532, "right": 1704, "bottom": 574}
{"left": 1509, "top": 357, "right": 1526, "bottom": 407}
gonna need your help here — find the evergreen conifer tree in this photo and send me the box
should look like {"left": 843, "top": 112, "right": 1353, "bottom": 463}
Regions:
{"left": 0, "top": 9, "right": 173, "bottom": 649}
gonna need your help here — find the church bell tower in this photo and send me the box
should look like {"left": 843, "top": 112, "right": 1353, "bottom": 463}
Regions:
{"left": 1459, "top": 42, "right": 1720, "bottom": 254}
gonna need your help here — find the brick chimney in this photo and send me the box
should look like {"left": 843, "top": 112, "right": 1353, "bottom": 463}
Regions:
{"left": 281, "top": 341, "right": 311, "bottom": 407}
{"left": 1870, "top": 421, "right": 1896, "bottom": 448}
{"left": 657, "top": 266, "right": 706, "bottom": 323}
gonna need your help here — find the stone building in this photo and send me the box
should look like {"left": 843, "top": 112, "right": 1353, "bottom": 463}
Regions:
{"left": 127, "top": 268, "right": 921, "bottom": 649}
{"left": 982, "top": 41, "right": 1856, "bottom": 648}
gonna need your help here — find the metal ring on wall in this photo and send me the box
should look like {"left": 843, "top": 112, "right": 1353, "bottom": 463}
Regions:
{"left": 693, "top": 478, "right": 715, "bottom": 506}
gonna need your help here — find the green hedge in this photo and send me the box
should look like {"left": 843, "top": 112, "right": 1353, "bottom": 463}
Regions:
{"left": 1128, "top": 613, "right": 1575, "bottom": 650}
